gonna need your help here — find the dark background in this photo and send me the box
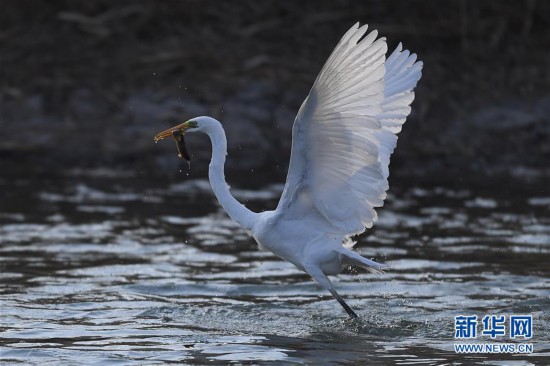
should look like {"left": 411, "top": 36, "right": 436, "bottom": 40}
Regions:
{"left": 1, "top": 0, "right": 549, "bottom": 187}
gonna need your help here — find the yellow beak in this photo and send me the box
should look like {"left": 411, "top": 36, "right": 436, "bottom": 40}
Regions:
{"left": 153, "top": 121, "right": 193, "bottom": 142}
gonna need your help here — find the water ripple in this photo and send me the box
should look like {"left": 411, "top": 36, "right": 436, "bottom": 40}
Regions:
{"left": 1, "top": 178, "right": 549, "bottom": 364}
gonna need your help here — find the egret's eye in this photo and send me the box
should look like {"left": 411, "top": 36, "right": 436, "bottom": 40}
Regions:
{"left": 187, "top": 120, "right": 198, "bottom": 128}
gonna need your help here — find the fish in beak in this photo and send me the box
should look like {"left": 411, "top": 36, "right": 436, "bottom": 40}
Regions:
{"left": 154, "top": 121, "right": 193, "bottom": 162}
{"left": 171, "top": 130, "right": 191, "bottom": 161}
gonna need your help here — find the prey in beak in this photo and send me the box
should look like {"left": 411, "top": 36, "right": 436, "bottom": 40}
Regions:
{"left": 171, "top": 130, "right": 190, "bottom": 161}
{"left": 154, "top": 121, "right": 195, "bottom": 163}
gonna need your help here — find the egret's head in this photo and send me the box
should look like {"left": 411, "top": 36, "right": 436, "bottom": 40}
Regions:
{"left": 153, "top": 119, "right": 200, "bottom": 162}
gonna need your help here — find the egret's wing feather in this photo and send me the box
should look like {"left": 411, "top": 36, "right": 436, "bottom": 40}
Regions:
{"left": 377, "top": 42, "right": 423, "bottom": 178}
{"left": 277, "top": 23, "right": 422, "bottom": 236}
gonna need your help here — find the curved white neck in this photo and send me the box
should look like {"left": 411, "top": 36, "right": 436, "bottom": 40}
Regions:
{"left": 203, "top": 122, "right": 257, "bottom": 231}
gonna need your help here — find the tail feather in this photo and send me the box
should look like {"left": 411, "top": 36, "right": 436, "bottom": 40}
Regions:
{"left": 338, "top": 248, "right": 388, "bottom": 274}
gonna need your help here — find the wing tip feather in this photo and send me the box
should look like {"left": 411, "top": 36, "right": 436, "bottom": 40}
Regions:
{"left": 278, "top": 22, "right": 422, "bottom": 237}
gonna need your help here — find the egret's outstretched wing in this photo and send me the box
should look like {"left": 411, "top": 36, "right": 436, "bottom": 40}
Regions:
{"left": 277, "top": 23, "right": 422, "bottom": 235}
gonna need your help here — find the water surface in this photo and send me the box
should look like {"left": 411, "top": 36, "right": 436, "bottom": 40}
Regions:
{"left": 1, "top": 169, "right": 549, "bottom": 364}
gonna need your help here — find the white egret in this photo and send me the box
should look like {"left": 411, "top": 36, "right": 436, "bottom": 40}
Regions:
{"left": 154, "top": 23, "right": 422, "bottom": 318}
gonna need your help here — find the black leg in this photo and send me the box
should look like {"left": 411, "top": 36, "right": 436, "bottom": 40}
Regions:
{"left": 304, "top": 264, "right": 359, "bottom": 319}
{"left": 330, "top": 289, "right": 358, "bottom": 319}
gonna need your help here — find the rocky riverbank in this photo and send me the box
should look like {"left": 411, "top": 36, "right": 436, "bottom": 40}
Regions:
{"left": 1, "top": 1, "right": 549, "bottom": 182}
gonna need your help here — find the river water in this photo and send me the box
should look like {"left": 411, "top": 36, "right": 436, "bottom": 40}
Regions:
{"left": 1, "top": 168, "right": 549, "bottom": 365}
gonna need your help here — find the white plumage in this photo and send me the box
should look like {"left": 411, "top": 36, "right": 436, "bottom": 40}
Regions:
{"left": 154, "top": 23, "right": 423, "bottom": 318}
{"left": 278, "top": 24, "right": 422, "bottom": 236}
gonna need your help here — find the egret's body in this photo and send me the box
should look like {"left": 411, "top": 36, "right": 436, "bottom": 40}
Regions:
{"left": 155, "top": 23, "right": 423, "bottom": 318}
